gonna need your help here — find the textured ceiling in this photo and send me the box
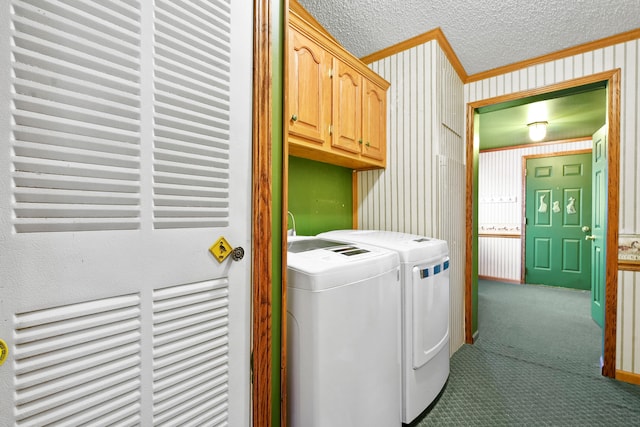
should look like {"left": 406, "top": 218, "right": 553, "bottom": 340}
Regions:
{"left": 297, "top": 0, "right": 640, "bottom": 76}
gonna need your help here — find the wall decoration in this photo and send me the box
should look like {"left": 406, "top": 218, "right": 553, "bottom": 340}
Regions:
{"left": 566, "top": 197, "right": 577, "bottom": 214}
{"left": 618, "top": 234, "right": 640, "bottom": 265}
{"left": 538, "top": 194, "right": 547, "bottom": 213}
{"left": 478, "top": 224, "right": 521, "bottom": 237}
{"left": 552, "top": 201, "right": 561, "bottom": 213}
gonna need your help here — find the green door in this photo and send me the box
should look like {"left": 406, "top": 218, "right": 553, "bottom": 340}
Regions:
{"left": 525, "top": 152, "right": 592, "bottom": 290}
{"left": 590, "top": 126, "right": 607, "bottom": 328}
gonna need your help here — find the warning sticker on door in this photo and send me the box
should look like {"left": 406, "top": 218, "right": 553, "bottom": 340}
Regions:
{"left": 210, "top": 236, "right": 233, "bottom": 263}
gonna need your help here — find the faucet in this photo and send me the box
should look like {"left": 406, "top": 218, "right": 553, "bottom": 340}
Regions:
{"left": 287, "top": 211, "right": 297, "bottom": 236}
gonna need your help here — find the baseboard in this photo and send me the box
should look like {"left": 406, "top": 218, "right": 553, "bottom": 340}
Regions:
{"left": 616, "top": 369, "right": 640, "bottom": 386}
{"left": 472, "top": 330, "right": 479, "bottom": 343}
{"left": 478, "top": 275, "right": 521, "bottom": 284}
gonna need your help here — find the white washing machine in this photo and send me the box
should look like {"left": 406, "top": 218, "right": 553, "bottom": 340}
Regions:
{"left": 318, "top": 230, "right": 450, "bottom": 424}
{"left": 287, "top": 236, "right": 401, "bottom": 427}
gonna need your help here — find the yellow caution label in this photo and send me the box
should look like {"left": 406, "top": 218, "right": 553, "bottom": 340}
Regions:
{"left": 210, "top": 236, "right": 233, "bottom": 263}
{"left": 0, "top": 339, "right": 8, "bottom": 366}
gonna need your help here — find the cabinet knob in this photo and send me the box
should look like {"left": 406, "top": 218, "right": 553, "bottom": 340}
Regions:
{"left": 358, "top": 139, "right": 363, "bottom": 145}
{"left": 291, "top": 114, "right": 298, "bottom": 122}
{"left": 365, "top": 141, "right": 370, "bottom": 147}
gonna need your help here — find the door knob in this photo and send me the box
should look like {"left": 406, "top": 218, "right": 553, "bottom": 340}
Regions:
{"left": 581, "top": 226, "right": 590, "bottom": 232}
{"left": 231, "top": 246, "right": 245, "bottom": 261}
{"left": 585, "top": 235, "right": 596, "bottom": 241}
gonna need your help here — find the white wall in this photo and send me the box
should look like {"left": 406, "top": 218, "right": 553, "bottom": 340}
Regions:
{"left": 466, "top": 38, "right": 640, "bottom": 376}
{"left": 478, "top": 140, "right": 593, "bottom": 282}
{"left": 358, "top": 42, "right": 466, "bottom": 354}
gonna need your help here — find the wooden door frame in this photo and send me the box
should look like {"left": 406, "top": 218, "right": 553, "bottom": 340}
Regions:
{"left": 520, "top": 149, "right": 593, "bottom": 284}
{"left": 253, "top": 0, "right": 274, "bottom": 425}
{"left": 465, "top": 69, "right": 621, "bottom": 378}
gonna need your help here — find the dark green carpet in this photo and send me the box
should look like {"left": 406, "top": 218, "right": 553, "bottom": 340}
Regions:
{"left": 411, "top": 280, "right": 640, "bottom": 426}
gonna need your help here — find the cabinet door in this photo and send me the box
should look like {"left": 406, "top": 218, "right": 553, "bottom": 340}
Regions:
{"left": 362, "top": 78, "right": 386, "bottom": 161}
{"left": 332, "top": 59, "right": 362, "bottom": 154}
{"left": 288, "top": 28, "right": 331, "bottom": 145}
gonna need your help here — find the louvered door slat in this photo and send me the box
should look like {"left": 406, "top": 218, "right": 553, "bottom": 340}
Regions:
{"left": 156, "top": 63, "right": 229, "bottom": 106}
{"left": 153, "top": 0, "right": 231, "bottom": 229}
{"left": 153, "top": 279, "right": 231, "bottom": 425}
{"left": 13, "top": 125, "right": 140, "bottom": 156}
{"left": 16, "top": 355, "right": 140, "bottom": 403}
{"left": 153, "top": 342, "right": 228, "bottom": 381}
{"left": 14, "top": 295, "right": 141, "bottom": 426}
{"left": 11, "top": 0, "right": 142, "bottom": 233}
{"left": 16, "top": 343, "right": 140, "bottom": 390}
{"left": 13, "top": 157, "right": 138, "bottom": 181}
{"left": 13, "top": 1, "right": 139, "bottom": 54}
{"left": 13, "top": 79, "right": 139, "bottom": 120}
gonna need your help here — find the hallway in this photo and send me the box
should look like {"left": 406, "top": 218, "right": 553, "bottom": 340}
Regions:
{"left": 412, "top": 280, "right": 640, "bottom": 426}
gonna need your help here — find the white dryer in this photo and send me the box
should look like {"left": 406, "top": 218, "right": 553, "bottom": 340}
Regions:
{"left": 318, "top": 230, "right": 450, "bottom": 423}
{"left": 287, "top": 236, "right": 401, "bottom": 427}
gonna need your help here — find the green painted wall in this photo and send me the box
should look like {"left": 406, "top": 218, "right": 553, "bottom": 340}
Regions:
{"left": 271, "top": 1, "right": 283, "bottom": 425}
{"left": 288, "top": 156, "right": 353, "bottom": 236}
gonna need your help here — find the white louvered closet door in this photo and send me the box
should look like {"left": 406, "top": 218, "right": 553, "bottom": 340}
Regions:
{"left": 0, "top": 1, "right": 252, "bottom": 426}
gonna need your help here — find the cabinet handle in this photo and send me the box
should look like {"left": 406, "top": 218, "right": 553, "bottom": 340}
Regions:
{"left": 291, "top": 114, "right": 298, "bottom": 122}
{"left": 358, "top": 139, "right": 363, "bottom": 145}
{"left": 365, "top": 142, "right": 370, "bottom": 147}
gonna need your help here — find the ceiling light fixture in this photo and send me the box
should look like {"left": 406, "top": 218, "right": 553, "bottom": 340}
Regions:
{"left": 527, "top": 121, "right": 548, "bottom": 142}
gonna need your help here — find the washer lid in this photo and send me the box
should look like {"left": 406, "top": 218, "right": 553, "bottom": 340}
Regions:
{"left": 318, "top": 229, "right": 449, "bottom": 263}
{"left": 287, "top": 237, "right": 348, "bottom": 253}
{"left": 287, "top": 236, "right": 399, "bottom": 291}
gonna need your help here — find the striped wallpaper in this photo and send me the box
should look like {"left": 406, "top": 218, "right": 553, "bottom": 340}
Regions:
{"left": 359, "top": 34, "right": 640, "bottom": 376}
{"left": 467, "top": 38, "right": 639, "bottom": 376}
{"left": 358, "top": 42, "right": 466, "bottom": 355}
{"left": 478, "top": 140, "right": 593, "bottom": 282}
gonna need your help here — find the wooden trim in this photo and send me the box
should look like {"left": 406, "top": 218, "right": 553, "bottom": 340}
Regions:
{"left": 289, "top": 0, "right": 339, "bottom": 45}
{"left": 467, "top": 28, "right": 640, "bottom": 83}
{"left": 478, "top": 275, "right": 522, "bottom": 285}
{"left": 465, "top": 69, "right": 620, "bottom": 378}
{"left": 618, "top": 262, "right": 640, "bottom": 272}
{"left": 523, "top": 148, "right": 592, "bottom": 161}
{"left": 281, "top": 2, "right": 290, "bottom": 426}
{"left": 602, "top": 69, "right": 621, "bottom": 378}
{"left": 359, "top": 26, "right": 639, "bottom": 85}
{"left": 360, "top": 28, "right": 468, "bottom": 82}
{"left": 352, "top": 171, "right": 358, "bottom": 229}
{"left": 479, "top": 137, "right": 592, "bottom": 153}
{"left": 360, "top": 28, "right": 439, "bottom": 63}
{"left": 616, "top": 369, "right": 640, "bottom": 386}
{"left": 464, "top": 105, "right": 475, "bottom": 344}
{"left": 470, "top": 71, "right": 620, "bottom": 110}
{"left": 253, "top": 0, "right": 272, "bottom": 425}
{"left": 478, "top": 233, "right": 521, "bottom": 239}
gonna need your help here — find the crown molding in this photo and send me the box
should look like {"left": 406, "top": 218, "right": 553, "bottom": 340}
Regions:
{"left": 360, "top": 28, "right": 468, "bottom": 82}
{"left": 289, "top": 0, "right": 339, "bottom": 45}
{"left": 466, "top": 28, "right": 640, "bottom": 83}
{"left": 359, "top": 27, "right": 640, "bottom": 84}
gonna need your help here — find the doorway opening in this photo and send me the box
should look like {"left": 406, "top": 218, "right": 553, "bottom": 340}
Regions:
{"left": 465, "top": 70, "right": 621, "bottom": 377}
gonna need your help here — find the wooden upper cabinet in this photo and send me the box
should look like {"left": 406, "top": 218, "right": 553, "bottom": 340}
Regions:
{"left": 332, "top": 59, "right": 362, "bottom": 155}
{"left": 287, "top": 5, "right": 389, "bottom": 170}
{"left": 361, "top": 78, "right": 386, "bottom": 161}
{"left": 288, "top": 28, "right": 331, "bottom": 146}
